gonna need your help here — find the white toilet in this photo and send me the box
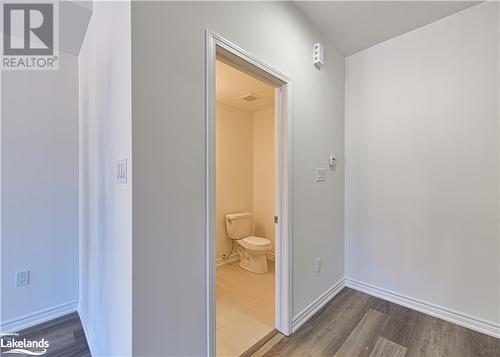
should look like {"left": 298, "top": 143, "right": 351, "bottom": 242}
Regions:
{"left": 225, "top": 212, "right": 272, "bottom": 274}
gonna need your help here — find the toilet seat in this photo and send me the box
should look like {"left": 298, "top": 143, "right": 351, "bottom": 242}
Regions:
{"left": 238, "top": 236, "right": 271, "bottom": 251}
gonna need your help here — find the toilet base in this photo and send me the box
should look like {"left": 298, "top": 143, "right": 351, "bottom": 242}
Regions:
{"left": 238, "top": 246, "right": 269, "bottom": 274}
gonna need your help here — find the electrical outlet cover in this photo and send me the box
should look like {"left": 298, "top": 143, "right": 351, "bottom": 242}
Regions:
{"left": 316, "top": 258, "right": 322, "bottom": 273}
{"left": 316, "top": 168, "right": 327, "bottom": 182}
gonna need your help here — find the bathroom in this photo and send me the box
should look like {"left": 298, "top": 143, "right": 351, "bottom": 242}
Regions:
{"left": 215, "top": 59, "right": 276, "bottom": 356}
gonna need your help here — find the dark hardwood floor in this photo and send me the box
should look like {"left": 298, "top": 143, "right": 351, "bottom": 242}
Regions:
{"left": 261, "top": 288, "right": 500, "bottom": 357}
{"left": 3, "top": 289, "right": 499, "bottom": 356}
{"left": 1, "top": 312, "right": 90, "bottom": 357}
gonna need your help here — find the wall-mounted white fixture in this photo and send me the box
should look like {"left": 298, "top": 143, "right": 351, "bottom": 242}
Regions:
{"left": 116, "top": 158, "right": 127, "bottom": 184}
{"left": 329, "top": 155, "right": 336, "bottom": 168}
{"left": 313, "top": 43, "right": 324, "bottom": 69}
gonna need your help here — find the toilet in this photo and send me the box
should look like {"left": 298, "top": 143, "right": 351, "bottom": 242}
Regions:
{"left": 225, "top": 212, "right": 272, "bottom": 274}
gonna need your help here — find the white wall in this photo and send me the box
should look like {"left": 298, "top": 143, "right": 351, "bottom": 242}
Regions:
{"left": 1, "top": 51, "right": 79, "bottom": 328}
{"left": 346, "top": 1, "right": 500, "bottom": 330}
{"left": 132, "top": 2, "right": 345, "bottom": 355}
{"left": 79, "top": 1, "right": 132, "bottom": 355}
{"left": 253, "top": 106, "right": 275, "bottom": 251}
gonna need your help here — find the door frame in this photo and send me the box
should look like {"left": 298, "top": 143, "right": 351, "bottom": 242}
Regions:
{"left": 205, "top": 30, "right": 293, "bottom": 356}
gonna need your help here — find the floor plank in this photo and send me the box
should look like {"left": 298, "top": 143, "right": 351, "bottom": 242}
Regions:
{"left": 333, "top": 309, "right": 388, "bottom": 357}
{"left": 369, "top": 337, "right": 407, "bottom": 357}
{"left": 264, "top": 288, "right": 500, "bottom": 357}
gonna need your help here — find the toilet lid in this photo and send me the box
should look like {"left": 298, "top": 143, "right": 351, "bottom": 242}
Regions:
{"left": 242, "top": 236, "right": 271, "bottom": 247}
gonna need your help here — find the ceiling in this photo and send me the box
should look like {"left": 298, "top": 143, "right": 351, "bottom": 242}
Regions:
{"left": 216, "top": 60, "right": 275, "bottom": 112}
{"left": 293, "top": 1, "right": 479, "bottom": 56}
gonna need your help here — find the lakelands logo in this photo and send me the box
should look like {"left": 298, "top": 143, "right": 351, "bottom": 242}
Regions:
{"left": 0, "top": 333, "right": 49, "bottom": 355}
{"left": 1, "top": 1, "right": 59, "bottom": 70}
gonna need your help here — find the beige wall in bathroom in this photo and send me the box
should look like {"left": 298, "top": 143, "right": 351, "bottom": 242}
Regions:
{"left": 216, "top": 102, "right": 254, "bottom": 259}
{"left": 216, "top": 102, "right": 276, "bottom": 261}
{"left": 253, "top": 107, "right": 275, "bottom": 255}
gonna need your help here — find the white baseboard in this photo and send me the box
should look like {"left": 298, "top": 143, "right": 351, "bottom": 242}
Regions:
{"left": 0, "top": 300, "right": 78, "bottom": 333}
{"left": 216, "top": 253, "right": 239, "bottom": 267}
{"left": 345, "top": 278, "right": 500, "bottom": 339}
{"left": 292, "top": 279, "right": 345, "bottom": 333}
{"left": 78, "top": 305, "right": 99, "bottom": 357}
{"left": 266, "top": 252, "right": 276, "bottom": 262}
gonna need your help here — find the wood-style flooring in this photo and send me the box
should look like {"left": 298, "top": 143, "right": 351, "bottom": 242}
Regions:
{"left": 1, "top": 312, "right": 90, "bottom": 357}
{"left": 257, "top": 288, "right": 500, "bottom": 357}
{"left": 3, "top": 288, "right": 499, "bottom": 356}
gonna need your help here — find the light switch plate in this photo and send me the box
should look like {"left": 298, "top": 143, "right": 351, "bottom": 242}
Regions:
{"left": 316, "top": 168, "right": 327, "bottom": 182}
{"left": 15, "top": 270, "right": 30, "bottom": 287}
{"left": 116, "top": 158, "right": 127, "bottom": 184}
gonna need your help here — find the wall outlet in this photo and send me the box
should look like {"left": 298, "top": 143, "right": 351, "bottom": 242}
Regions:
{"left": 316, "top": 258, "right": 321, "bottom": 273}
{"left": 15, "top": 270, "right": 30, "bottom": 287}
{"left": 316, "top": 168, "right": 327, "bottom": 182}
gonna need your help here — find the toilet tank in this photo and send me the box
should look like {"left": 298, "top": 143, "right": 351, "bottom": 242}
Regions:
{"left": 225, "top": 212, "right": 253, "bottom": 240}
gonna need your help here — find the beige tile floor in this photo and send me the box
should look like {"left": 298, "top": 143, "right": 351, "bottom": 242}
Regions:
{"left": 216, "top": 260, "right": 275, "bottom": 357}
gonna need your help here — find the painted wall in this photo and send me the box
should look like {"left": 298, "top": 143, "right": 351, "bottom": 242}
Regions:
{"left": 1, "top": 51, "right": 79, "bottom": 328}
{"left": 253, "top": 106, "right": 275, "bottom": 252}
{"left": 346, "top": 1, "right": 500, "bottom": 329}
{"left": 79, "top": 1, "right": 132, "bottom": 355}
{"left": 216, "top": 102, "right": 275, "bottom": 261}
{"left": 132, "top": 2, "right": 345, "bottom": 355}
{"left": 216, "top": 102, "right": 254, "bottom": 259}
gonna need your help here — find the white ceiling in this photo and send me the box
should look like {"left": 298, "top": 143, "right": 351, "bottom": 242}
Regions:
{"left": 216, "top": 60, "right": 275, "bottom": 112}
{"left": 293, "top": 1, "right": 479, "bottom": 56}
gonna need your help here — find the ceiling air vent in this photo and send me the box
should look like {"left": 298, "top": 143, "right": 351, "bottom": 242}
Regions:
{"left": 240, "top": 92, "right": 260, "bottom": 102}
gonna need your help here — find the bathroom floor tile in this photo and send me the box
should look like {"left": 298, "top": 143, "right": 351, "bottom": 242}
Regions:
{"left": 216, "top": 260, "right": 275, "bottom": 356}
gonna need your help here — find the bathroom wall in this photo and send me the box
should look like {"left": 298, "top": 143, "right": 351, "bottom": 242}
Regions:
{"left": 216, "top": 102, "right": 254, "bottom": 260}
{"left": 216, "top": 102, "right": 275, "bottom": 261}
{"left": 253, "top": 106, "right": 275, "bottom": 254}
{"left": 346, "top": 1, "right": 500, "bottom": 332}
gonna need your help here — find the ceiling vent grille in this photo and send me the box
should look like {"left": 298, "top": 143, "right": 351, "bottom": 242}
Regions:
{"left": 240, "top": 92, "right": 260, "bottom": 102}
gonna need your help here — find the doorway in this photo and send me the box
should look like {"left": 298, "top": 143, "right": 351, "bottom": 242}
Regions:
{"left": 206, "top": 32, "right": 292, "bottom": 356}
{"left": 215, "top": 58, "right": 276, "bottom": 356}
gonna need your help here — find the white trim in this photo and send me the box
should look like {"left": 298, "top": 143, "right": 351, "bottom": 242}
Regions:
{"left": 206, "top": 30, "right": 293, "bottom": 356}
{"left": 216, "top": 253, "right": 240, "bottom": 267}
{"left": 0, "top": 300, "right": 78, "bottom": 333}
{"left": 206, "top": 30, "right": 217, "bottom": 357}
{"left": 291, "top": 279, "right": 345, "bottom": 333}
{"left": 211, "top": 32, "right": 290, "bottom": 85}
{"left": 345, "top": 278, "right": 500, "bottom": 339}
{"left": 78, "top": 305, "right": 99, "bottom": 357}
{"left": 274, "top": 81, "right": 293, "bottom": 337}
